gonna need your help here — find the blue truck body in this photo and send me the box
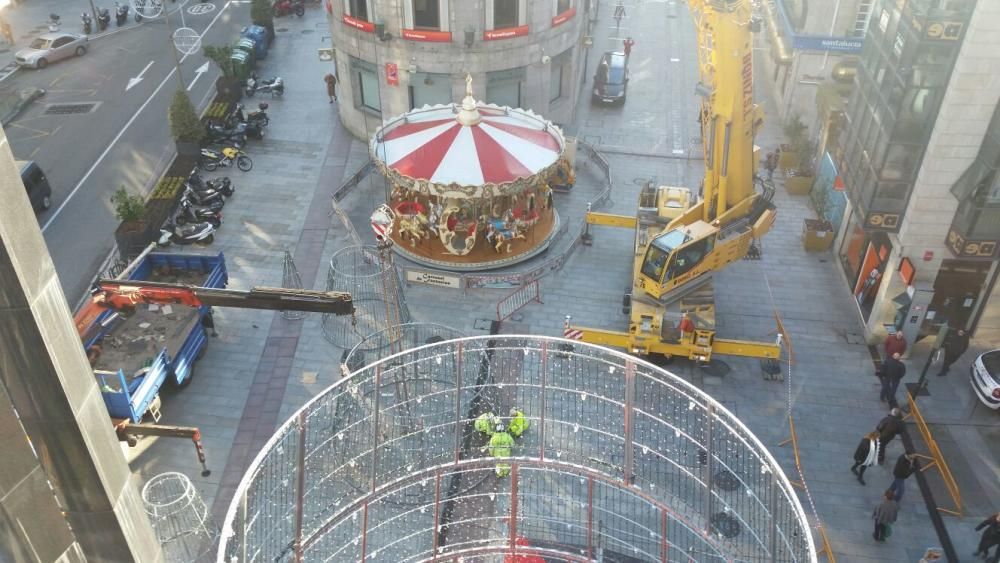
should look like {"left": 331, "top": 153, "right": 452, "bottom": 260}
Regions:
{"left": 85, "top": 252, "right": 228, "bottom": 423}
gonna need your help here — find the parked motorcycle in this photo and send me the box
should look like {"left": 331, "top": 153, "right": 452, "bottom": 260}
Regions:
{"left": 246, "top": 72, "right": 284, "bottom": 98}
{"left": 273, "top": 0, "right": 305, "bottom": 17}
{"left": 205, "top": 122, "right": 248, "bottom": 148}
{"left": 188, "top": 172, "right": 234, "bottom": 196}
{"left": 199, "top": 147, "right": 253, "bottom": 172}
{"left": 175, "top": 198, "right": 222, "bottom": 227}
{"left": 48, "top": 13, "right": 61, "bottom": 32}
{"left": 97, "top": 7, "right": 110, "bottom": 31}
{"left": 182, "top": 185, "right": 226, "bottom": 208}
{"left": 226, "top": 102, "right": 270, "bottom": 129}
{"left": 115, "top": 2, "right": 129, "bottom": 26}
{"left": 158, "top": 221, "right": 216, "bottom": 246}
{"left": 81, "top": 12, "right": 92, "bottom": 34}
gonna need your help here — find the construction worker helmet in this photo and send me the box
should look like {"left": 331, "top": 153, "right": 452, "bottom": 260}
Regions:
{"left": 495, "top": 422, "right": 505, "bottom": 433}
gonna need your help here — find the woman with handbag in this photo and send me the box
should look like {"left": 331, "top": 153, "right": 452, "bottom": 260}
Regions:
{"left": 850, "top": 431, "right": 880, "bottom": 485}
{"left": 873, "top": 489, "right": 898, "bottom": 542}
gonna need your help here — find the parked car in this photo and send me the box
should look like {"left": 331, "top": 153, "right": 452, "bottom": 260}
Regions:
{"left": 592, "top": 51, "right": 629, "bottom": 105}
{"left": 971, "top": 349, "right": 1000, "bottom": 410}
{"left": 16, "top": 159, "right": 52, "bottom": 212}
{"left": 16, "top": 32, "right": 88, "bottom": 69}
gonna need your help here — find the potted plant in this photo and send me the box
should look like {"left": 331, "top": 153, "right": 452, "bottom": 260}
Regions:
{"left": 112, "top": 187, "right": 155, "bottom": 259}
{"left": 780, "top": 113, "right": 807, "bottom": 171}
{"left": 169, "top": 89, "right": 205, "bottom": 157}
{"left": 203, "top": 45, "right": 242, "bottom": 103}
{"left": 803, "top": 180, "right": 835, "bottom": 252}
{"left": 785, "top": 138, "right": 816, "bottom": 195}
{"left": 251, "top": 0, "right": 275, "bottom": 45}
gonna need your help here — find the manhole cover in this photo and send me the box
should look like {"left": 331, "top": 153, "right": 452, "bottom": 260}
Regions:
{"left": 44, "top": 102, "right": 100, "bottom": 115}
{"left": 714, "top": 470, "right": 741, "bottom": 491}
{"left": 301, "top": 29, "right": 315, "bottom": 34}
{"left": 276, "top": 27, "right": 289, "bottom": 32}
{"left": 710, "top": 512, "right": 742, "bottom": 538}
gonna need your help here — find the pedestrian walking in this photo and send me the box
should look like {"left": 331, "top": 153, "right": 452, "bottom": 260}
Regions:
{"left": 850, "top": 431, "right": 880, "bottom": 485}
{"left": 0, "top": 18, "right": 13, "bottom": 46}
{"left": 324, "top": 72, "right": 338, "bottom": 103}
{"left": 887, "top": 451, "right": 919, "bottom": 502}
{"left": 938, "top": 326, "right": 970, "bottom": 376}
{"left": 623, "top": 37, "right": 635, "bottom": 58}
{"left": 880, "top": 352, "right": 906, "bottom": 406}
{"left": 884, "top": 330, "right": 907, "bottom": 359}
{"left": 974, "top": 513, "right": 1000, "bottom": 560}
{"left": 872, "top": 489, "right": 898, "bottom": 542}
{"left": 876, "top": 407, "right": 904, "bottom": 464}
{"left": 762, "top": 152, "right": 775, "bottom": 180}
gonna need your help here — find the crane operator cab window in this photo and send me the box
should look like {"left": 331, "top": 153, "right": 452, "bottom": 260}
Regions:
{"left": 640, "top": 230, "right": 715, "bottom": 286}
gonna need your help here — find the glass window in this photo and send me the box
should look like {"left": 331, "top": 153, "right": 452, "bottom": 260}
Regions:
{"left": 413, "top": 0, "right": 440, "bottom": 29}
{"left": 557, "top": 0, "right": 571, "bottom": 13}
{"left": 549, "top": 49, "right": 570, "bottom": 103}
{"left": 494, "top": 0, "right": 518, "bottom": 28}
{"left": 358, "top": 68, "right": 381, "bottom": 113}
{"left": 666, "top": 236, "right": 714, "bottom": 281}
{"left": 487, "top": 68, "right": 525, "bottom": 107}
{"left": 408, "top": 73, "right": 451, "bottom": 109}
{"left": 640, "top": 230, "right": 690, "bottom": 281}
{"left": 348, "top": 0, "right": 368, "bottom": 20}
{"left": 881, "top": 144, "right": 918, "bottom": 181}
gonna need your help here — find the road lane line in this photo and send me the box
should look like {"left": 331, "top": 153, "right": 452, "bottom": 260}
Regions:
{"left": 41, "top": 1, "right": 233, "bottom": 233}
{"left": 126, "top": 60, "right": 155, "bottom": 91}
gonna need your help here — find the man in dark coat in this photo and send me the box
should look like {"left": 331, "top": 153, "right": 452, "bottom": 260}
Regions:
{"left": 974, "top": 512, "right": 1000, "bottom": 560}
{"left": 876, "top": 407, "right": 904, "bottom": 464}
{"left": 888, "top": 451, "right": 919, "bottom": 502}
{"left": 938, "top": 327, "right": 970, "bottom": 376}
{"left": 880, "top": 352, "right": 906, "bottom": 406}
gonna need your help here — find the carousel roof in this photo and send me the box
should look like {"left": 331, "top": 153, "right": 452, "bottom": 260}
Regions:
{"left": 371, "top": 76, "right": 565, "bottom": 192}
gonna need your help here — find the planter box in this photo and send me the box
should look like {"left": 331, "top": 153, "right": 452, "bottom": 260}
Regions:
{"left": 175, "top": 141, "right": 201, "bottom": 160}
{"left": 114, "top": 220, "right": 155, "bottom": 261}
{"left": 779, "top": 144, "right": 800, "bottom": 170}
{"left": 803, "top": 219, "right": 834, "bottom": 252}
{"left": 785, "top": 174, "right": 814, "bottom": 195}
{"left": 214, "top": 76, "right": 243, "bottom": 104}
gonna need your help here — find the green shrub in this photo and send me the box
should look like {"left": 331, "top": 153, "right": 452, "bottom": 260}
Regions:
{"left": 150, "top": 177, "right": 184, "bottom": 201}
{"left": 111, "top": 187, "right": 146, "bottom": 222}
{"left": 168, "top": 89, "right": 205, "bottom": 144}
{"left": 251, "top": 0, "right": 273, "bottom": 28}
{"left": 203, "top": 45, "right": 235, "bottom": 78}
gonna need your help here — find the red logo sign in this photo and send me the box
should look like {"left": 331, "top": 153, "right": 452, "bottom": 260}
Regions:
{"left": 401, "top": 29, "right": 453, "bottom": 42}
{"left": 833, "top": 175, "right": 845, "bottom": 191}
{"left": 342, "top": 15, "right": 375, "bottom": 33}
{"left": 385, "top": 63, "right": 399, "bottom": 86}
{"left": 552, "top": 7, "right": 576, "bottom": 27}
{"left": 484, "top": 25, "right": 529, "bottom": 40}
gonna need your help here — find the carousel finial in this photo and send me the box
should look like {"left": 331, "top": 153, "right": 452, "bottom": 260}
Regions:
{"left": 456, "top": 73, "right": 481, "bottom": 126}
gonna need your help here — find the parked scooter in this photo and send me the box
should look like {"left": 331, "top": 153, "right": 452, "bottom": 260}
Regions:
{"left": 188, "top": 171, "right": 234, "bottom": 197}
{"left": 158, "top": 221, "right": 216, "bottom": 246}
{"left": 245, "top": 72, "right": 284, "bottom": 98}
{"left": 175, "top": 198, "right": 222, "bottom": 227}
{"left": 182, "top": 185, "right": 226, "bottom": 208}
{"left": 115, "top": 2, "right": 129, "bottom": 26}
{"left": 273, "top": 0, "right": 305, "bottom": 17}
{"left": 205, "top": 122, "right": 248, "bottom": 148}
{"left": 48, "top": 13, "right": 61, "bottom": 32}
{"left": 81, "top": 12, "right": 92, "bottom": 34}
{"left": 97, "top": 7, "right": 111, "bottom": 31}
{"left": 226, "top": 102, "right": 270, "bottom": 129}
{"left": 199, "top": 147, "right": 253, "bottom": 172}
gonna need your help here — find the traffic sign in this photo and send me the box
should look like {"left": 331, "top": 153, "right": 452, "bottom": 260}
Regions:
{"left": 187, "top": 2, "right": 217, "bottom": 16}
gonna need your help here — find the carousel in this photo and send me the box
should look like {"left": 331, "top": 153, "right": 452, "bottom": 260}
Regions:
{"left": 370, "top": 75, "right": 574, "bottom": 270}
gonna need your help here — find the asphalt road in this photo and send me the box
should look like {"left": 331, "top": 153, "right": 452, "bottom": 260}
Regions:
{"left": 5, "top": 0, "right": 251, "bottom": 304}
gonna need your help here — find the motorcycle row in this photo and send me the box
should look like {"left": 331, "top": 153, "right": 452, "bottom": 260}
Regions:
{"left": 200, "top": 102, "right": 271, "bottom": 172}
{"left": 158, "top": 170, "right": 232, "bottom": 247}
{"left": 78, "top": 0, "right": 195, "bottom": 33}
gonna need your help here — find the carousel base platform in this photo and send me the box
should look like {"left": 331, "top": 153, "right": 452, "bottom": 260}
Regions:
{"left": 390, "top": 210, "right": 561, "bottom": 272}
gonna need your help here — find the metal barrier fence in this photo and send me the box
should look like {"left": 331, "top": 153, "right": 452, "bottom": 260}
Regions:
{"left": 219, "top": 336, "right": 815, "bottom": 562}
{"left": 496, "top": 280, "right": 543, "bottom": 322}
{"left": 905, "top": 393, "right": 963, "bottom": 517}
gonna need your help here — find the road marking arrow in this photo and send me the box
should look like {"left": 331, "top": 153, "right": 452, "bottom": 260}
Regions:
{"left": 187, "top": 61, "right": 210, "bottom": 91}
{"left": 126, "top": 61, "right": 154, "bottom": 92}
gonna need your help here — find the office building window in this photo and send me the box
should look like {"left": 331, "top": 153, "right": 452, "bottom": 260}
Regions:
{"left": 347, "top": 0, "right": 369, "bottom": 20}
{"left": 854, "top": 0, "right": 874, "bottom": 37}
{"left": 495, "top": 0, "right": 518, "bottom": 29}
{"left": 487, "top": 68, "right": 525, "bottom": 108}
{"left": 409, "top": 73, "right": 451, "bottom": 109}
{"left": 557, "top": 0, "right": 571, "bottom": 13}
{"left": 413, "top": 0, "right": 441, "bottom": 29}
{"left": 351, "top": 57, "right": 380, "bottom": 113}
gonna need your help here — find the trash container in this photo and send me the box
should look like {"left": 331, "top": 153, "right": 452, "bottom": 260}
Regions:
{"left": 235, "top": 38, "right": 257, "bottom": 70}
{"left": 230, "top": 50, "right": 250, "bottom": 81}
{"left": 240, "top": 25, "right": 269, "bottom": 60}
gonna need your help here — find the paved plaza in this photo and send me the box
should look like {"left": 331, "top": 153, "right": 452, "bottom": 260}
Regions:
{"left": 120, "top": 2, "right": 999, "bottom": 561}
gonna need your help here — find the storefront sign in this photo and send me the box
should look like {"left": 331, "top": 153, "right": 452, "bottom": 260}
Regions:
{"left": 866, "top": 212, "right": 901, "bottom": 231}
{"left": 385, "top": 62, "right": 399, "bottom": 86}
{"left": 899, "top": 257, "right": 915, "bottom": 285}
{"left": 401, "top": 29, "right": 453, "bottom": 42}
{"left": 946, "top": 228, "right": 999, "bottom": 259}
{"left": 343, "top": 15, "right": 375, "bottom": 33}
{"left": 791, "top": 35, "right": 863, "bottom": 53}
{"left": 925, "top": 20, "right": 963, "bottom": 41}
{"left": 552, "top": 7, "right": 576, "bottom": 27}
{"left": 484, "top": 25, "right": 529, "bottom": 41}
{"left": 406, "top": 269, "right": 462, "bottom": 289}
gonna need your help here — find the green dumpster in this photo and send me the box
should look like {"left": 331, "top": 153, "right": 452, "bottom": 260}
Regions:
{"left": 230, "top": 50, "right": 251, "bottom": 81}
{"left": 235, "top": 38, "right": 256, "bottom": 69}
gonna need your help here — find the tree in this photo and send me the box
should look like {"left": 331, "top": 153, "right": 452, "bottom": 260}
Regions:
{"left": 111, "top": 187, "right": 146, "bottom": 222}
{"left": 168, "top": 89, "right": 205, "bottom": 144}
{"left": 251, "top": 0, "right": 274, "bottom": 40}
{"left": 203, "top": 45, "right": 235, "bottom": 78}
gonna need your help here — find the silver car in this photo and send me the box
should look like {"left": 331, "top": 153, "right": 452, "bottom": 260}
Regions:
{"left": 971, "top": 349, "right": 1000, "bottom": 410}
{"left": 16, "top": 32, "right": 88, "bottom": 69}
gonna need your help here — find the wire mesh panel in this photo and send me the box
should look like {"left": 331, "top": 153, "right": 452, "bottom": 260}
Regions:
{"left": 141, "top": 472, "right": 218, "bottom": 562}
{"left": 321, "top": 245, "right": 411, "bottom": 348}
{"left": 280, "top": 250, "right": 305, "bottom": 321}
{"left": 220, "top": 336, "right": 815, "bottom": 563}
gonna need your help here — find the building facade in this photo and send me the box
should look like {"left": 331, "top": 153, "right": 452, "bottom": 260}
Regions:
{"left": 830, "top": 0, "right": 1000, "bottom": 341}
{"left": 327, "top": 0, "right": 590, "bottom": 139}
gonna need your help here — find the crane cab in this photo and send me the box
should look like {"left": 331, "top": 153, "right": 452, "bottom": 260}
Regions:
{"left": 637, "top": 222, "right": 718, "bottom": 299}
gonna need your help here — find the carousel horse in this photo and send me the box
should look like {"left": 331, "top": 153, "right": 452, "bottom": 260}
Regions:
{"left": 397, "top": 212, "right": 430, "bottom": 246}
{"left": 486, "top": 216, "right": 526, "bottom": 254}
{"left": 549, "top": 159, "right": 575, "bottom": 192}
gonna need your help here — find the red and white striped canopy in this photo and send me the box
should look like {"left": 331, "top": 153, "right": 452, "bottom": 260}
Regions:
{"left": 371, "top": 102, "right": 564, "bottom": 197}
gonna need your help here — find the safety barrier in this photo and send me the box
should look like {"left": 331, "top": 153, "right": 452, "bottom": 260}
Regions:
{"left": 496, "top": 280, "right": 543, "bottom": 322}
{"left": 905, "top": 394, "right": 963, "bottom": 517}
{"left": 778, "top": 416, "right": 836, "bottom": 562}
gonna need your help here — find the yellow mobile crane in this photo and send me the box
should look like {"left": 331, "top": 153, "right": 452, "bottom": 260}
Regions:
{"left": 571, "top": 0, "right": 781, "bottom": 361}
